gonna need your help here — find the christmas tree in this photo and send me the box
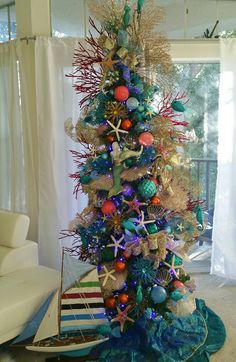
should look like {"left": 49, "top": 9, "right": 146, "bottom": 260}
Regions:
{"left": 64, "top": 0, "right": 226, "bottom": 360}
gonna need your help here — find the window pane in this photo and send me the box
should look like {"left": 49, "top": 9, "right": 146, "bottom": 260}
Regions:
{"left": 173, "top": 63, "right": 220, "bottom": 271}
{"left": 217, "top": 0, "right": 236, "bottom": 36}
{"left": 10, "top": 4, "right": 16, "bottom": 40}
{"left": 51, "top": 0, "right": 85, "bottom": 38}
{"left": 0, "top": 6, "right": 9, "bottom": 43}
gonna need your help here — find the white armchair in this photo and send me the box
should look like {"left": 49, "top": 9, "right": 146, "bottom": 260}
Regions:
{"left": 0, "top": 210, "right": 60, "bottom": 344}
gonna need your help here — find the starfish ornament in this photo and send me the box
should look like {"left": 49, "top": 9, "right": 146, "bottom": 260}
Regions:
{"left": 107, "top": 119, "right": 128, "bottom": 141}
{"left": 111, "top": 305, "right": 134, "bottom": 332}
{"left": 98, "top": 51, "right": 119, "bottom": 71}
{"left": 98, "top": 265, "right": 116, "bottom": 287}
{"left": 123, "top": 198, "right": 147, "bottom": 215}
{"left": 101, "top": 215, "right": 108, "bottom": 222}
{"left": 144, "top": 96, "right": 153, "bottom": 105}
{"left": 176, "top": 223, "right": 185, "bottom": 232}
{"left": 135, "top": 211, "right": 155, "bottom": 233}
{"left": 107, "top": 235, "right": 125, "bottom": 257}
{"left": 146, "top": 108, "right": 156, "bottom": 118}
{"left": 163, "top": 255, "right": 185, "bottom": 278}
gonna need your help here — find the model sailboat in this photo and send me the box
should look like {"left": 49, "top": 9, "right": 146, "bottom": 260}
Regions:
{"left": 13, "top": 252, "right": 109, "bottom": 353}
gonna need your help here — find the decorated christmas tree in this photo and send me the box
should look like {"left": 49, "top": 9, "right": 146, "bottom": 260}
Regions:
{"left": 64, "top": 0, "right": 226, "bottom": 360}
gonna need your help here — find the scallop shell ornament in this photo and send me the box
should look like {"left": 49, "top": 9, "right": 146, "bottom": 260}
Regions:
{"left": 155, "top": 268, "right": 173, "bottom": 287}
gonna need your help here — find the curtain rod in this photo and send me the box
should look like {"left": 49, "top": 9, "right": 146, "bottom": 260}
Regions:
{"left": 20, "top": 36, "right": 36, "bottom": 44}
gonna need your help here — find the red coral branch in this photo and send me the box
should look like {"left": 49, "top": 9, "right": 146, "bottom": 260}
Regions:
{"left": 69, "top": 172, "right": 82, "bottom": 199}
{"left": 187, "top": 198, "right": 205, "bottom": 211}
{"left": 67, "top": 18, "right": 105, "bottom": 108}
{"left": 70, "top": 147, "right": 95, "bottom": 167}
{"left": 157, "top": 91, "right": 189, "bottom": 127}
{"left": 60, "top": 230, "right": 90, "bottom": 261}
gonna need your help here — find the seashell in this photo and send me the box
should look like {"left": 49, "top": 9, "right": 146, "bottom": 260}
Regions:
{"left": 155, "top": 268, "right": 173, "bottom": 287}
{"left": 147, "top": 204, "right": 162, "bottom": 218}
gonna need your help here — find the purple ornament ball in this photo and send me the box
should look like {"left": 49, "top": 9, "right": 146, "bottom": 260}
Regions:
{"left": 122, "top": 183, "right": 134, "bottom": 197}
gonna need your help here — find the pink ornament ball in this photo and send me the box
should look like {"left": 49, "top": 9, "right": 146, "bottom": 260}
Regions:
{"left": 101, "top": 200, "right": 116, "bottom": 215}
{"left": 138, "top": 132, "right": 154, "bottom": 146}
{"left": 173, "top": 280, "right": 184, "bottom": 290}
{"left": 114, "top": 86, "right": 129, "bottom": 102}
{"left": 97, "top": 124, "right": 108, "bottom": 135}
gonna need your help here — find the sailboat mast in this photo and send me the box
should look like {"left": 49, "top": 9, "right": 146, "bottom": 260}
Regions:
{"left": 58, "top": 247, "right": 65, "bottom": 337}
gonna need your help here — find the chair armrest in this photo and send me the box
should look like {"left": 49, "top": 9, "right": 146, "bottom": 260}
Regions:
{"left": 0, "top": 241, "right": 38, "bottom": 276}
{"left": 0, "top": 210, "right": 30, "bottom": 248}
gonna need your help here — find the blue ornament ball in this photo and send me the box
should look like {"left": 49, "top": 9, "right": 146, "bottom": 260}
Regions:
{"left": 127, "top": 97, "right": 139, "bottom": 110}
{"left": 151, "top": 286, "right": 167, "bottom": 304}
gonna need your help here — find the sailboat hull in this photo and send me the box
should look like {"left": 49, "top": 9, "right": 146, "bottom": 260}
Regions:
{"left": 26, "top": 337, "right": 108, "bottom": 353}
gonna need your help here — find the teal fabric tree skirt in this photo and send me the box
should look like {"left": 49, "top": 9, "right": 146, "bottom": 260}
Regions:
{"left": 63, "top": 299, "right": 226, "bottom": 361}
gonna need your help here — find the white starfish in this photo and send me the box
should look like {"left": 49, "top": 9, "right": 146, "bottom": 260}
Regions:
{"left": 98, "top": 265, "right": 116, "bottom": 287}
{"left": 163, "top": 255, "right": 185, "bottom": 279}
{"left": 135, "top": 211, "right": 155, "bottom": 233}
{"left": 107, "top": 119, "right": 128, "bottom": 141}
{"left": 176, "top": 223, "right": 185, "bottom": 232}
{"left": 107, "top": 235, "right": 125, "bottom": 257}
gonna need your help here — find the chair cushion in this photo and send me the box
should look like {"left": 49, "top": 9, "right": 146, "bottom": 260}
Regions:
{"left": 0, "top": 210, "right": 30, "bottom": 248}
{"left": 0, "top": 265, "right": 60, "bottom": 344}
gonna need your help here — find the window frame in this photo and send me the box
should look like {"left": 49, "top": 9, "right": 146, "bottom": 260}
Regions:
{"left": 170, "top": 39, "right": 220, "bottom": 63}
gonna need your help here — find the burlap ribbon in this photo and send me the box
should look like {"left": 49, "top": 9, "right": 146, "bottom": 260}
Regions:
{"left": 124, "top": 231, "right": 168, "bottom": 265}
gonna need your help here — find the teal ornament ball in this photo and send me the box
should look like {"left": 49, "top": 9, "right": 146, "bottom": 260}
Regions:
{"left": 80, "top": 175, "right": 91, "bottom": 185}
{"left": 171, "top": 100, "right": 185, "bottom": 112}
{"left": 137, "top": 105, "right": 145, "bottom": 112}
{"left": 151, "top": 286, "right": 167, "bottom": 304}
{"left": 170, "top": 290, "right": 184, "bottom": 301}
{"left": 165, "top": 226, "right": 172, "bottom": 234}
{"left": 101, "top": 152, "right": 109, "bottom": 160}
{"left": 138, "top": 179, "right": 157, "bottom": 199}
{"left": 127, "top": 97, "right": 139, "bottom": 110}
{"left": 146, "top": 223, "right": 158, "bottom": 234}
{"left": 122, "top": 219, "right": 136, "bottom": 232}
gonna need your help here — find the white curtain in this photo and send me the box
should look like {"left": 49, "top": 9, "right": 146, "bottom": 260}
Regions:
{"left": 0, "top": 40, "right": 38, "bottom": 241}
{"left": 35, "top": 37, "right": 87, "bottom": 270}
{"left": 211, "top": 38, "right": 236, "bottom": 280}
